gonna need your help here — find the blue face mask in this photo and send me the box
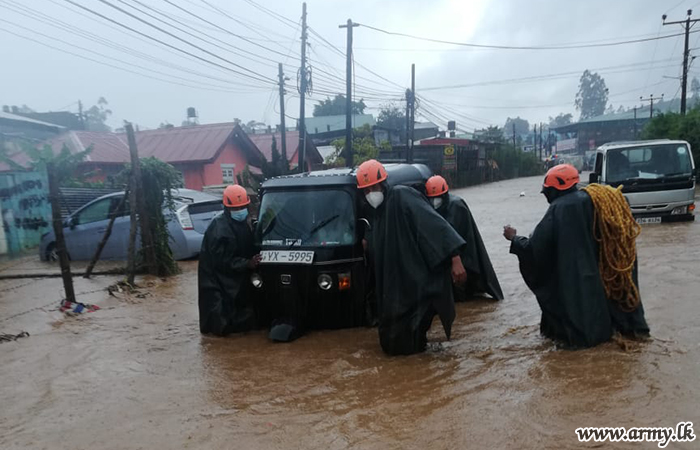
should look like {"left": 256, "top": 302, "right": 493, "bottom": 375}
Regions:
{"left": 230, "top": 208, "right": 248, "bottom": 222}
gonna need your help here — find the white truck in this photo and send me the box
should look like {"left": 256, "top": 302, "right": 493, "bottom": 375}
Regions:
{"left": 588, "top": 139, "right": 696, "bottom": 224}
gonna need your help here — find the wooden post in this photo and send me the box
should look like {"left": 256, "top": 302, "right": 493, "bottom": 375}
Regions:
{"left": 84, "top": 194, "right": 126, "bottom": 279}
{"left": 125, "top": 123, "right": 150, "bottom": 284}
{"left": 47, "top": 162, "right": 75, "bottom": 303}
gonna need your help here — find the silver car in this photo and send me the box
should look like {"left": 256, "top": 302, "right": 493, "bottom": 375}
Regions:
{"left": 40, "top": 189, "right": 223, "bottom": 261}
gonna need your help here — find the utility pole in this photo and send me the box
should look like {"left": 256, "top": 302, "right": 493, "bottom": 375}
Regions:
{"left": 298, "top": 2, "right": 308, "bottom": 173}
{"left": 278, "top": 63, "right": 288, "bottom": 165}
{"left": 409, "top": 63, "right": 416, "bottom": 164}
{"left": 663, "top": 10, "right": 700, "bottom": 115}
{"left": 405, "top": 88, "right": 411, "bottom": 161}
{"left": 78, "top": 100, "right": 85, "bottom": 130}
{"left": 640, "top": 94, "right": 663, "bottom": 119}
{"left": 339, "top": 19, "right": 359, "bottom": 167}
{"left": 533, "top": 123, "right": 537, "bottom": 153}
{"left": 512, "top": 122, "right": 516, "bottom": 149}
{"left": 633, "top": 107, "right": 638, "bottom": 139}
{"left": 539, "top": 122, "right": 543, "bottom": 162}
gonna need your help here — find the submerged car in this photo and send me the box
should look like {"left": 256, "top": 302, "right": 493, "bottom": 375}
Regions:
{"left": 251, "top": 163, "right": 432, "bottom": 341}
{"left": 40, "top": 188, "right": 223, "bottom": 261}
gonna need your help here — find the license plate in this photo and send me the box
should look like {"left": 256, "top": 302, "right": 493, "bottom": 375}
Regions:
{"left": 260, "top": 250, "right": 314, "bottom": 265}
{"left": 636, "top": 217, "right": 662, "bottom": 225}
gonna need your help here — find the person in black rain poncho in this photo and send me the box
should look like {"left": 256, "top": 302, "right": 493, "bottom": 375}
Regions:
{"left": 503, "top": 164, "right": 649, "bottom": 348}
{"left": 358, "top": 160, "right": 468, "bottom": 355}
{"left": 425, "top": 175, "right": 504, "bottom": 301}
{"left": 198, "top": 185, "right": 262, "bottom": 335}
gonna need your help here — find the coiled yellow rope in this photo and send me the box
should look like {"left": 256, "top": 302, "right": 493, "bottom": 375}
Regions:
{"left": 582, "top": 183, "right": 642, "bottom": 312}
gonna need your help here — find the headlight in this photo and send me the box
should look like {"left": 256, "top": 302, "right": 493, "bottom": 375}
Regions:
{"left": 318, "top": 274, "right": 333, "bottom": 290}
{"left": 251, "top": 273, "right": 263, "bottom": 288}
{"left": 671, "top": 206, "right": 688, "bottom": 215}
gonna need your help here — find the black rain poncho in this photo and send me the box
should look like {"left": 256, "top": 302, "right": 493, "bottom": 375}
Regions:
{"left": 437, "top": 194, "right": 504, "bottom": 301}
{"left": 368, "top": 185, "right": 466, "bottom": 355}
{"left": 509, "top": 190, "right": 649, "bottom": 348}
{"left": 198, "top": 213, "right": 256, "bottom": 335}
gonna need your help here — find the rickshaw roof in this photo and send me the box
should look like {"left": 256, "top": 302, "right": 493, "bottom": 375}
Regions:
{"left": 261, "top": 163, "right": 432, "bottom": 190}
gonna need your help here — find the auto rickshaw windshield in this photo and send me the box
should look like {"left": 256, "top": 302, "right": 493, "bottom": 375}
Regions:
{"left": 257, "top": 189, "right": 356, "bottom": 247}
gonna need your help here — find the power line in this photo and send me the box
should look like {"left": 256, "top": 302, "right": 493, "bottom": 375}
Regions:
{"left": 63, "top": 0, "right": 276, "bottom": 86}
{"left": 421, "top": 60, "right": 679, "bottom": 91}
{"left": 0, "top": 25, "right": 264, "bottom": 94}
{"left": 240, "top": 0, "right": 299, "bottom": 29}
{"left": 358, "top": 23, "right": 700, "bottom": 50}
{"left": 1, "top": 0, "right": 277, "bottom": 89}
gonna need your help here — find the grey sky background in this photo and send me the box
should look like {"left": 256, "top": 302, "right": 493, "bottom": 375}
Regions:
{"left": 0, "top": 0, "right": 696, "bottom": 132}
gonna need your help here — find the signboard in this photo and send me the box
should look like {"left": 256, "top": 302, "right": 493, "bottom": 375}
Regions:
{"left": 443, "top": 145, "right": 457, "bottom": 170}
{"left": 556, "top": 138, "right": 577, "bottom": 153}
{"left": 588, "top": 139, "right": 596, "bottom": 150}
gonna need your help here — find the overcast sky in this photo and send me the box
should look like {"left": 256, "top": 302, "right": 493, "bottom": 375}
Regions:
{"left": 0, "top": 0, "right": 697, "bottom": 132}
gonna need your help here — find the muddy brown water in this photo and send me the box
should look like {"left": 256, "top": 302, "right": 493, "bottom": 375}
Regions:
{"left": 1, "top": 175, "right": 698, "bottom": 449}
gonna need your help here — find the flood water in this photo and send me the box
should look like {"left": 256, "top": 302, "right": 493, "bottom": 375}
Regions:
{"left": 1, "top": 175, "right": 699, "bottom": 449}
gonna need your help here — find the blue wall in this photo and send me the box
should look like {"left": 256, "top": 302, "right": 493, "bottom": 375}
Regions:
{"left": 0, "top": 170, "right": 51, "bottom": 255}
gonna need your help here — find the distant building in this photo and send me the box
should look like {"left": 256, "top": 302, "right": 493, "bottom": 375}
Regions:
{"left": 301, "top": 114, "right": 376, "bottom": 145}
{"left": 553, "top": 99, "right": 682, "bottom": 154}
{"left": 247, "top": 130, "right": 323, "bottom": 171}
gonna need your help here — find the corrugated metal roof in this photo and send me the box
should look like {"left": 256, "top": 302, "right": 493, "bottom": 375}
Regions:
{"left": 133, "top": 123, "right": 236, "bottom": 163}
{"left": 0, "top": 111, "right": 66, "bottom": 130}
{"left": 248, "top": 130, "right": 300, "bottom": 162}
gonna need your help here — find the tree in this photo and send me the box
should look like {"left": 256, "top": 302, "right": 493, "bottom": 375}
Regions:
{"left": 691, "top": 77, "right": 700, "bottom": 107}
{"left": 548, "top": 113, "right": 573, "bottom": 128}
{"left": 376, "top": 104, "right": 406, "bottom": 131}
{"left": 313, "top": 94, "right": 366, "bottom": 117}
{"left": 575, "top": 70, "right": 608, "bottom": 120}
{"left": 85, "top": 97, "right": 112, "bottom": 132}
{"left": 642, "top": 106, "right": 700, "bottom": 165}
{"left": 481, "top": 126, "right": 504, "bottom": 143}
{"left": 504, "top": 117, "right": 530, "bottom": 136}
{"left": 261, "top": 135, "right": 290, "bottom": 178}
{"left": 159, "top": 122, "right": 175, "bottom": 129}
{"left": 325, "top": 124, "right": 387, "bottom": 167}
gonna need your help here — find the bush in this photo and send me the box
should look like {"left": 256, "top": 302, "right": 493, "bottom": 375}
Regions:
{"left": 492, "top": 144, "right": 543, "bottom": 180}
{"left": 642, "top": 107, "right": 700, "bottom": 164}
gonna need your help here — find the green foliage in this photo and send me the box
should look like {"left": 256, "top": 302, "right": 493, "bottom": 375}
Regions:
{"left": 575, "top": 70, "right": 608, "bottom": 119}
{"left": 481, "top": 125, "right": 504, "bottom": 143}
{"left": 641, "top": 106, "right": 700, "bottom": 165}
{"left": 118, "top": 157, "right": 182, "bottom": 277}
{"left": 237, "top": 165, "right": 260, "bottom": 191}
{"left": 492, "top": 144, "right": 543, "bottom": 180}
{"left": 548, "top": 113, "right": 573, "bottom": 128}
{"left": 261, "top": 135, "right": 290, "bottom": 178}
{"left": 23, "top": 143, "right": 92, "bottom": 182}
{"left": 85, "top": 97, "right": 112, "bottom": 132}
{"left": 376, "top": 104, "right": 406, "bottom": 131}
{"left": 504, "top": 117, "right": 530, "bottom": 136}
{"left": 325, "top": 124, "right": 383, "bottom": 167}
{"left": 313, "top": 94, "right": 366, "bottom": 117}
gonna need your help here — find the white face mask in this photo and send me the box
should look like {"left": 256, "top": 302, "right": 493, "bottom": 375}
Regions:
{"left": 431, "top": 197, "right": 443, "bottom": 210}
{"left": 365, "top": 191, "right": 384, "bottom": 209}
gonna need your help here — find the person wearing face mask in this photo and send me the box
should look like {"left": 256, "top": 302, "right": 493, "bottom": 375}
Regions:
{"left": 198, "top": 184, "right": 262, "bottom": 336}
{"left": 425, "top": 175, "right": 503, "bottom": 301}
{"left": 503, "top": 165, "right": 649, "bottom": 348}
{"left": 357, "top": 159, "right": 468, "bottom": 355}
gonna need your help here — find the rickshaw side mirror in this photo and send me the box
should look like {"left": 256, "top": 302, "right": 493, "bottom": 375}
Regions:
{"left": 358, "top": 218, "right": 371, "bottom": 231}
{"left": 588, "top": 172, "right": 599, "bottom": 184}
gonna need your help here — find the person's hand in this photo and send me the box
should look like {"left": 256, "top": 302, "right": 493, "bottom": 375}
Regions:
{"left": 451, "top": 256, "right": 467, "bottom": 285}
{"left": 503, "top": 225, "right": 517, "bottom": 241}
{"left": 248, "top": 254, "right": 263, "bottom": 269}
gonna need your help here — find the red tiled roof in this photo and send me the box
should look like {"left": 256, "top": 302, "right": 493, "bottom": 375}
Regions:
{"left": 248, "top": 131, "right": 323, "bottom": 164}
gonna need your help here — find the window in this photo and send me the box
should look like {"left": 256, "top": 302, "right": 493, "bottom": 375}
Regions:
{"left": 221, "top": 164, "right": 235, "bottom": 183}
{"left": 76, "top": 198, "right": 112, "bottom": 225}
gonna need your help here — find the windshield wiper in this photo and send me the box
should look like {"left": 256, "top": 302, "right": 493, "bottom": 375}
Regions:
{"left": 661, "top": 172, "right": 691, "bottom": 178}
{"left": 307, "top": 214, "right": 340, "bottom": 237}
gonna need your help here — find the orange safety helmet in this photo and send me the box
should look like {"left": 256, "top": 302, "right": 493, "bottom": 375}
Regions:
{"left": 425, "top": 175, "right": 449, "bottom": 197}
{"left": 222, "top": 184, "right": 250, "bottom": 208}
{"left": 356, "top": 159, "right": 388, "bottom": 189}
{"left": 542, "top": 164, "right": 580, "bottom": 191}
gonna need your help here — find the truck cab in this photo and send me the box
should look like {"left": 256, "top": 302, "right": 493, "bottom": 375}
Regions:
{"left": 251, "top": 163, "right": 432, "bottom": 341}
{"left": 588, "top": 139, "right": 696, "bottom": 223}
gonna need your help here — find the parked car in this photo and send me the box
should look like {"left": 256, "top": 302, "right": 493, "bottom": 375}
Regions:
{"left": 40, "top": 189, "right": 223, "bottom": 261}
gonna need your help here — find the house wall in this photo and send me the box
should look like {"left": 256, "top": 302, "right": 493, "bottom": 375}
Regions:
{"left": 201, "top": 141, "right": 250, "bottom": 188}
{"left": 0, "top": 170, "right": 51, "bottom": 255}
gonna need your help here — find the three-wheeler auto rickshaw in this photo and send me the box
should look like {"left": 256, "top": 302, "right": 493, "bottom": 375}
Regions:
{"left": 251, "top": 163, "right": 432, "bottom": 341}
